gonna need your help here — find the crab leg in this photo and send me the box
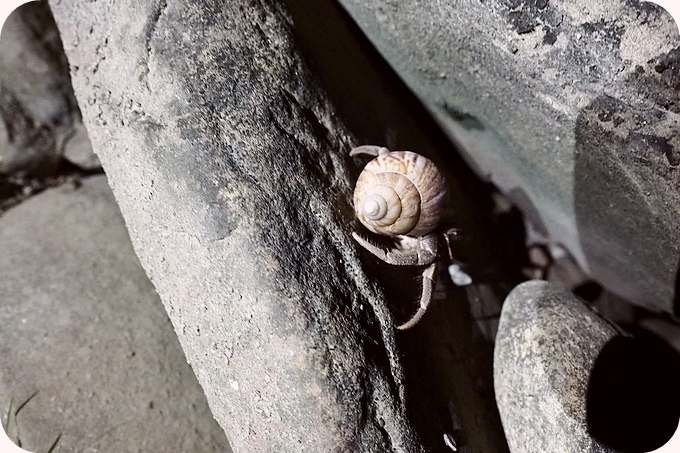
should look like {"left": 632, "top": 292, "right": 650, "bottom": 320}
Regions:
{"left": 352, "top": 232, "right": 419, "bottom": 265}
{"left": 349, "top": 145, "right": 390, "bottom": 157}
{"left": 397, "top": 262, "right": 437, "bottom": 330}
{"left": 351, "top": 232, "right": 438, "bottom": 266}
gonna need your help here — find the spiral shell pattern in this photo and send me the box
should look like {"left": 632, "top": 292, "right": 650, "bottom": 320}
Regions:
{"left": 353, "top": 151, "right": 448, "bottom": 237}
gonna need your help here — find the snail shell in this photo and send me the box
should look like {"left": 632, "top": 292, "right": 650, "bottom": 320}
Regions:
{"left": 353, "top": 150, "right": 448, "bottom": 237}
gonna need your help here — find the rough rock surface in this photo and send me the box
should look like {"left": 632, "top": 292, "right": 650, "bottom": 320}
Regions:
{"left": 495, "top": 281, "right": 619, "bottom": 452}
{"left": 335, "top": 0, "right": 680, "bottom": 316}
{"left": 0, "top": 0, "right": 99, "bottom": 175}
{"left": 61, "top": 121, "right": 100, "bottom": 170}
{"left": 495, "top": 280, "right": 680, "bottom": 453}
{"left": 46, "top": 0, "right": 440, "bottom": 451}
{"left": 0, "top": 176, "right": 231, "bottom": 452}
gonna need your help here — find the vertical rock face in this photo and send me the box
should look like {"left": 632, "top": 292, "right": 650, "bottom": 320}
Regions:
{"left": 335, "top": 0, "right": 680, "bottom": 315}
{"left": 48, "top": 0, "right": 427, "bottom": 451}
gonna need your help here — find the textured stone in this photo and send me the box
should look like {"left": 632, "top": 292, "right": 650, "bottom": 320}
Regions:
{"left": 640, "top": 317, "right": 680, "bottom": 353}
{"left": 47, "top": 0, "right": 433, "bottom": 451}
{"left": 335, "top": 0, "right": 680, "bottom": 316}
{"left": 495, "top": 281, "right": 618, "bottom": 452}
{"left": 0, "top": 176, "right": 231, "bottom": 452}
{"left": 62, "top": 122, "right": 100, "bottom": 170}
{"left": 495, "top": 281, "right": 680, "bottom": 453}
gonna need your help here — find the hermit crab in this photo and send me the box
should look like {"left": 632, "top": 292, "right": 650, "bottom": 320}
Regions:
{"left": 350, "top": 145, "right": 470, "bottom": 330}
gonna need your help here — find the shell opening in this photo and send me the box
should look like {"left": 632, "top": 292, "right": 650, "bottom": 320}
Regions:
{"left": 362, "top": 194, "right": 388, "bottom": 220}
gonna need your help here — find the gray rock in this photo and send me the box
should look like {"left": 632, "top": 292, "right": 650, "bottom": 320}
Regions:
{"left": 0, "top": 0, "right": 100, "bottom": 175}
{"left": 494, "top": 281, "right": 619, "bottom": 453}
{"left": 62, "top": 122, "right": 100, "bottom": 170}
{"left": 639, "top": 317, "right": 680, "bottom": 353}
{"left": 0, "top": 177, "right": 231, "bottom": 452}
{"left": 495, "top": 280, "right": 680, "bottom": 452}
{"left": 47, "top": 0, "right": 435, "bottom": 451}
{"left": 335, "top": 0, "right": 680, "bottom": 316}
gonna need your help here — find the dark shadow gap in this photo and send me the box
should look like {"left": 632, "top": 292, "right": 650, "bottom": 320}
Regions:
{"left": 587, "top": 334, "right": 680, "bottom": 452}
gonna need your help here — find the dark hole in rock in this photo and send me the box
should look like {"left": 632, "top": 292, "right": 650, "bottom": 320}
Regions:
{"left": 587, "top": 334, "right": 680, "bottom": 452}
{"left": 573, "top": 281, "right": 604, "bottom": 302}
